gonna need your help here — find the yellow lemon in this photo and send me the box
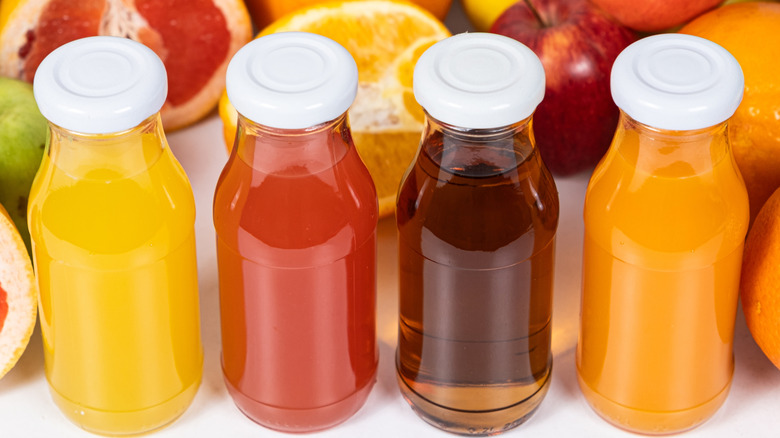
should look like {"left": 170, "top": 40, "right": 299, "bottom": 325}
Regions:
{"left": 462, "top": 0, "right": 516, "bottom": 31}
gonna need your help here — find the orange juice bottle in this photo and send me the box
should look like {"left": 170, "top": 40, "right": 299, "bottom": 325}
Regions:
{"left": 214, "top": 32, "right": 378, "bottom": 432}
{"left": 577, "top": 34, "right": 748, "bottom": 434}
{"left": 397, "top": 33, "right": 558, "bottom": 435}
{"left": 28, "top": 37, "right": 202, "bottom": 435}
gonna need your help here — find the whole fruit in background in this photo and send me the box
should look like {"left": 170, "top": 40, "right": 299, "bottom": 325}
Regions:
{"left": 0, "top": 0, "right": 252, "bottom": 131}
{"left": 244, "top": 0, "right": 452, "bottom": 29}
{"left": 724, "top": 0, "right": 779, "bottom": 3}
{"left": 491, "top": 0, "right": 636, "bottom": 175}
{"left": 590, "top": 0, "right": 723, "bottom": 32}
{"left": 681, "top": 2, "right": 780, "bottom": 224}
{"left": 462, "top": 0, "right": 516, "bottom": 30}
{"left": 0, "top": 203, "right": 36, "bottom": 380}
{"left": 0, "top": 77, "right": 46, "bottom": 253}
{"left": 740, "top": 187, "right": 780, "bottom": 370}
{"left": 220, "top": 0, "right": 450, "bottom": 218}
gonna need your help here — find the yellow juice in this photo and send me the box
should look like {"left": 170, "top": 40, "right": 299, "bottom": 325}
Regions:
{"left": 577, "top": 116, "right": 749, "bottom": 434}
{"left": 28, "top": 118, "right": 202, "bottom": 435}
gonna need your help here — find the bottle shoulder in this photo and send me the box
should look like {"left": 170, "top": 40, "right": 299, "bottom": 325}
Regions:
{"left": 28, "top": 148, "right": 196, "bottom": 265}
{"left": 584, "top": 145, "right": 749, "bottom": 263}
{"left": 397, "top": 146, "right": 559, "bottom": 228}
{"left": 213, "top": 146, "right": 378, "bottom": 264}
{"left": 396, "top": 148, "right": 558, "bottom": 268}
{"left": 215, "top": 145, "right": 376, "bottom": 217}
{"left": 30, "top": 147, "right": 194, "bottom": 211}
{"left": 585, "top": 143, "right": 749, "bottom": 220}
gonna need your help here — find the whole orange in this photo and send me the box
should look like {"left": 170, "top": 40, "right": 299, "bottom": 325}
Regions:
{"left": 740, "top": 187, "right": 780, "bottom": 370}
{"left": 246, "top": 0, "right": 452, "bottom": 29}
{"left": 680, "top": 3, "right": 780, "bottom": 225}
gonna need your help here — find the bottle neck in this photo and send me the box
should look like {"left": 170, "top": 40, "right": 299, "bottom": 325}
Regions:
{"left": 47, "top": 115, "right": 166, "bottom": 180}
{"left": 234, "top": 113, "right": 352, "bottom": 176}
{"left": 420, "top": 113, "right": 536, "bottom": 179}
{"left": 613, "top": 112, "right": 730, "bottom": 177}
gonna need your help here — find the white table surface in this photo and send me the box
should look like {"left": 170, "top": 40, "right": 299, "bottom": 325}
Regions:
{"left": 2, "top": 2, "right": 779, "bottom": 437}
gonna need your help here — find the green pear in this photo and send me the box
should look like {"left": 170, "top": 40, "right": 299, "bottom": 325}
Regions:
{"left": 0, "top": 77, "right": 47, "bottom": 253}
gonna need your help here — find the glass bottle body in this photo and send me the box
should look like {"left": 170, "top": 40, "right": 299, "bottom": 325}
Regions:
{"left": 213, "top": 113, "right": 378, "bottom": 432}
{"left": 577, "top": 113, "right": 749, "bottom": 434}
{"left": 27, "top": 115, "right": 203, "bottom": 436}
{"left": 396, "top": 115, "right": 559, "bottom": 435}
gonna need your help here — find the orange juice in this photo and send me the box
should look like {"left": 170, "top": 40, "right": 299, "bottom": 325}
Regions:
{"left": 578, "top": 114, "right": 748, "bottom": 433}
{"left": 28, "top": 37, "right": 202, "bottom": 435}
{"left": 28, "top": 117, "right": 202, "bottom": 435}
{"left": 577, "top": 34, "right": 749, "bottom": 434}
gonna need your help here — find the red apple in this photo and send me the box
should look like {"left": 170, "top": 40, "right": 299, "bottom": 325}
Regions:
{"left": 491, "top": 0, "right": 636, "bottom": 175}
{"left": 592, "top": 0, "right": 723, "bottom": 32}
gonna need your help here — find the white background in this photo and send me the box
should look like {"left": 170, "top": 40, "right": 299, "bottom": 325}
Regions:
{"left": 2, "top": 2, "right": 779, "bottom": 437}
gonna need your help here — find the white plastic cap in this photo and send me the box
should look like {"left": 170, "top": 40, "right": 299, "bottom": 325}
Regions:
{"left": 226, "top": 32, "right": 358, "bottom": 130}
{"left": 413, "top": 32, "right": 545, "bottom": 130}
{"left": 33, "top": 36, "right": 167, "bottom": 134}
{"left": 611, "top": 34, "right": 744, "bottom": 130}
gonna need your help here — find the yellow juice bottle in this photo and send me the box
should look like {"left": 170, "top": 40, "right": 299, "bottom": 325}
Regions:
{"left": 28, "top": 37, "right": 202, "bottom": 435}
{"left": 577, "top": 34, "right": 749, "bottom": 434}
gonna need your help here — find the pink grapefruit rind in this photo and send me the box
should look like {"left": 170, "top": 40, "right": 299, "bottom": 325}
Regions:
{"left": 0, "top": 205, "right": 36, "bottom": 380}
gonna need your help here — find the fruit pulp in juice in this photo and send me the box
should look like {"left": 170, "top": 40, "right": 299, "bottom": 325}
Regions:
{"left": 396, "top": 131, "right": 558, "bottom": 435}
{"left": 28, "top": 133, "right": 202, "bottom": 435}
{"left": 577, "top": 125, "right": 748, "bottom": 434}
{"left": 213, "top": 127, "right": 378, "bottom": 432}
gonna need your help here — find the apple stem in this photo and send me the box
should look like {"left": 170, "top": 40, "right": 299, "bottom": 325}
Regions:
{"left": 523, "top": 0, "right": 548, "bottom": 27}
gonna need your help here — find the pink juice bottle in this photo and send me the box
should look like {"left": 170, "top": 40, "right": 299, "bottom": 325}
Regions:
{"left": 213, "top": 32, "right": 379, "bottom": 433}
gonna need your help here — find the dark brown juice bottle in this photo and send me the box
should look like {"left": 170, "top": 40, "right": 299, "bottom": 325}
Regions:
{"left": 397, "top": 115, "right": 558, "bottom": 435}
{"left": 396, "top": 32, "right": 558, "bottom": 436}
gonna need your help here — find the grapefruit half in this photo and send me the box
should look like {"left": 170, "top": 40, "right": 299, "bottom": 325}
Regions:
{"left": 0, "top": 203, "right": 36, "bottom": 380}
{"left": 0, "top": 0, "right": 252, "bottom": 131}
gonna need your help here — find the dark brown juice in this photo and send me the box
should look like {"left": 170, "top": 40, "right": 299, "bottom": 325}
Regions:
{"left": 396, "top": 125, "right": 558, "bottom": 435}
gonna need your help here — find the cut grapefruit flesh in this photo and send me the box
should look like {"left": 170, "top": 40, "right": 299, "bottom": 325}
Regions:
{"left": 0, "top": 203, "right": 36, "bottom": 380}
{"left": 0, "top": 286, "right": 8, "bottom": 333}
{"left": 0, "top": 0, "right": 252, "bottom": 130}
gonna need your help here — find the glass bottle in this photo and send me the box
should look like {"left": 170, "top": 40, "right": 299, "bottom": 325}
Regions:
{"left": 396, "top": 33, "right": 559, "bottom": 435}
{"left": 577, "top": 34, "right": 749, "bottom": 434}
{"left": 28, "top": 36, "right": 202, "bottom": 435}
{"left": 213, "top": 32, "right": 378, "bottom": 432}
